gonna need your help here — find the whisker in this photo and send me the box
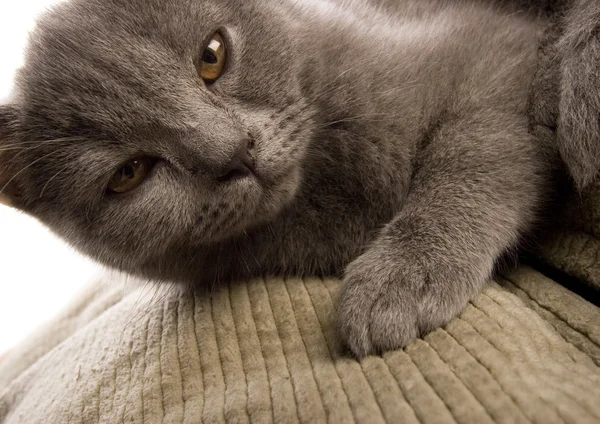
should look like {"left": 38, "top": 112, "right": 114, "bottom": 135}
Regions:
{"left": 279, "top": 72, "right": 425, "bottom": 131}
{"left": 0, "top": 150, "right": 58, "bottom": 194}
{"left": 0, "top": 136, "right": 88, "bottom": 150}
{"left": 39, "top": 164, "right": 72, "bottom": 198}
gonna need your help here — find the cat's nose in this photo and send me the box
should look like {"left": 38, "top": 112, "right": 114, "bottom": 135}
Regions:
{"left": 216, "top": 139, "right": 255, "bottom": 182}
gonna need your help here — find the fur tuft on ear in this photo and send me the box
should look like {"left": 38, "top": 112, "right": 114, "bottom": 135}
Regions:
{"left": 0, "top": 104, "right": 22, "bottom": 208}
{"left": 556, "top": 0, "right": 600, "bottom": 190}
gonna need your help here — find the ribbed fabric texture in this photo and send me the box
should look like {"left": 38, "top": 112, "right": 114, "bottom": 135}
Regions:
{"left": 1, "top": 265, "right": 599, "bottom": 423}
{"left": 539, "top": 182, "right": 600, "bottom": 291}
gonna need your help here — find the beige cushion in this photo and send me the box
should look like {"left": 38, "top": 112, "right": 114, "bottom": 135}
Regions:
{"left": 1, "top": 265, "right": 599, "bottom": 423}
{"left": 539, "top": 182, "right": 600, "bottom": 291}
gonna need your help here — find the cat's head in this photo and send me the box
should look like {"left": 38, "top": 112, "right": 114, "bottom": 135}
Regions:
{"left": 0, "top": 0, "right": 321, "bottom": 277}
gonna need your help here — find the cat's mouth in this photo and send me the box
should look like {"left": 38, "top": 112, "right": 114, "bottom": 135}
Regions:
{"left": 189, "top": 159, "right": 300, "bottom": 245}
{"left": 185, "top": 119, "right": 309, "bottom": 244}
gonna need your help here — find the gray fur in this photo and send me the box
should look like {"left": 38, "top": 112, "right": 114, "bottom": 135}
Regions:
{"left": 510, "top": 0, "right": 600, "bottom": 189}
{"left": 0, "top": 0, "right": 596, "bottom": 357}
{"left": 556, "top": 0, "right": 600, "bottom": 189}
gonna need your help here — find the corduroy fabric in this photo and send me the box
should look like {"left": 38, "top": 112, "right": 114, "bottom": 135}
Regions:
{"left": 1, "top": 265, "right": 599, "bottom": 424}
{"left": 539, "top": 181, "right": 600, "bottom": 291}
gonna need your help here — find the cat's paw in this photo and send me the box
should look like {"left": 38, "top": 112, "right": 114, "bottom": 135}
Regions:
{"left": 336, "top": 245, "right": 424, "bottom": 358}
{"left": 336, "top": 243, "right": 469, "bottom": 358}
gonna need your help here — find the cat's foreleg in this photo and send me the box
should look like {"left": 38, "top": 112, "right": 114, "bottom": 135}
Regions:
{"left": 337, "top": 113, "right": 550, "bottom": 357}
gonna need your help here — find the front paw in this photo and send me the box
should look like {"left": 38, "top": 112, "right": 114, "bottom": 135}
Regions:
{"left": 336, "top": 242, "right": 479, "bottom": 358}
{"left": 337, "top": 247, "right": 425, "bottom": 358}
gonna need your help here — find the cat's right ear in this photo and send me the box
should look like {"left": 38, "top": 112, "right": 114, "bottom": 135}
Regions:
{"left": 0, "top": 104, "right": 23, "bottom": 208}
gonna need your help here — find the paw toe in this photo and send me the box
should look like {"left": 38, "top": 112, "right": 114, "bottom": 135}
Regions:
{"left": 337, "top": 307, "right": 374, "bottom": 358}
{"left": 369, "top": 294, "right": 419, "bottom": 353}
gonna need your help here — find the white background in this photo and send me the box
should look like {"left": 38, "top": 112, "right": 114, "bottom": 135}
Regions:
{"left": 0, "top": 0, "right": 103, "bottom": 356}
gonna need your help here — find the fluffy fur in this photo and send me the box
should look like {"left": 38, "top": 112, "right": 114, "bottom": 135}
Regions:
{"left": 0, "top": 0, "right": 597, "bottom": 356}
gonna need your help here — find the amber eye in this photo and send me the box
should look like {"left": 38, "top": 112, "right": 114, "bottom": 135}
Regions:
{"left": 107, "top": 157, "right": 154, "bottom": 194}
{"left": 197, "top": 32, "right": 227, "bottom": 83}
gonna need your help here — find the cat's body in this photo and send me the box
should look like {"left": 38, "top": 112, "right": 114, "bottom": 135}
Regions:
{"left": 0, "top": 0, "right": 596, "bottom": 356}
{"left": 172, "top": 0, "right": 549, "bottom": 284}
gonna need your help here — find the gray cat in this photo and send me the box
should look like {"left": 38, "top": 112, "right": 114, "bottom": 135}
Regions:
{"left": 0, "top": 0, "right": 597, "bottom": 357}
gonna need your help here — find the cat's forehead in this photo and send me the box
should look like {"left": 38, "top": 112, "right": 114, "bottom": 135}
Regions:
{"left": 13, "top": 0, "right": 299, "bottom": 142}
{"left": 27, "top": 0, "right": 227, "bottom": 68}
{"left": 15, "top": 0, "right": 229, "bottom": 136}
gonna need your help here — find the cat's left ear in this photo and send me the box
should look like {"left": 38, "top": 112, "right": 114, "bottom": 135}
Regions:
{"left": 0, "top": 104, "right": 23, "bottom": 208}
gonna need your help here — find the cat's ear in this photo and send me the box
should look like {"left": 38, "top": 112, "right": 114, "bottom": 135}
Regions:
{"left": 0, "top": 104, "right": 23, "bottom": 208}
{"left": 556, "top": 1, "right": 600, "bottom": 190}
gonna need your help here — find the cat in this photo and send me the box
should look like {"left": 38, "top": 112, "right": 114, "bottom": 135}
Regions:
{"left": 0, "top": 0, "right": 597, "bottom": 357}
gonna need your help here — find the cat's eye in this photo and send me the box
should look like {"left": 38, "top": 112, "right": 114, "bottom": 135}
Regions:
{"left": 198, "top": 32, "right": 227, "bottom": 83}
{"left": 107, "top": 157, "right": 154, "bottom": 194}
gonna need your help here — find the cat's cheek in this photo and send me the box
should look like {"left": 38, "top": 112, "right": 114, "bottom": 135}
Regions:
{"left": 255, "top": 165, "right": 303, "bottom": 221}
{"left": 73, "top": 185, "right": 195, "bottom": 267}
{"left": 254, "top": 131, "right": 308, "bottom": 185}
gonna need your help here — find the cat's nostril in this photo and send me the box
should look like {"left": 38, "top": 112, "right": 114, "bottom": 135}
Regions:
{"left": 217, "top": 143, "right": 255, "bottom": 182}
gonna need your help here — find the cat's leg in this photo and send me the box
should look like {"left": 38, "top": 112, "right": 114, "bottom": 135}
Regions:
{"left": 337, "top": 113, "right": 551, "bottom": 357}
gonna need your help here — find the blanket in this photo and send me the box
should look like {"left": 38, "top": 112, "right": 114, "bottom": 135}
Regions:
{"left": 1, "top": 183, "right": 600, "bottom": 423}
{"left": 538, "top": 182, "right": 600, "bottom": 292}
